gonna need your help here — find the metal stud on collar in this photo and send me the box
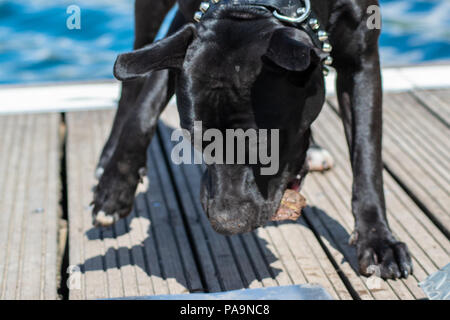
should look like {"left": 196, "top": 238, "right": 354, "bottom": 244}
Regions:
{"left": 194, "top": 11, "right": 203, "bottom": 22}
{"left": 317, "top": 30, "right": 328, "bottom": 41}
{"left": 323, "top": 56, "right": 333, "bottom": 66}
{"left": 200, "top": 2, "right": 210, "bottom": 12}
{"left": 322, "top": 42, "right": 332, "bottom": 53}
{"left": 308, "top": 18, "right": 320, "bottom": 30}
{"left": 194, "top": 1, "right": 215, "bottom": 22}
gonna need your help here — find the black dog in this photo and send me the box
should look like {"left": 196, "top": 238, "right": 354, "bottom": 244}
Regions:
{"left": 92, "top": 0, "right": 413, "bottom": 280}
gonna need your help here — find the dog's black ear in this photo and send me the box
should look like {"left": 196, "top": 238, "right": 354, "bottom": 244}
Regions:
{"left": 114, "top": 24, "right": 196, "bottom": 81}
{"left": 263, "top": 28, "right": 318, "bottom": 72}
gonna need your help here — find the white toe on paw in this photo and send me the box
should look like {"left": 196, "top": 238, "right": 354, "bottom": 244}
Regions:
{"left": 95, "top": 167, "right": 104, "bottom": 180}
{"left": 348, "top": 231, "right": 359, "bottom": 246}
{"left": 307, "top": 148, "right": 334, "bottom": 172}
{"left": 95, "top": 210, "right": 115, "bottom": 227}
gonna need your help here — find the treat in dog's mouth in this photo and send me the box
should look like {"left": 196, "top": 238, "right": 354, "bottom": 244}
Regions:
{"left": 271, "top": 177, "right": 307, "bottom": 222}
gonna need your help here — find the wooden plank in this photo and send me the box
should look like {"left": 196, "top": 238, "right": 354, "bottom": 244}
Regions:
{"left": 253, "top": 227, "right": 293, "bottom": 288}
{"left": 122, "top": 207, "right": 155, "bottom": 296}
{"left": 308, "top": 114, "right": 405, "bottom": 299}
{"left": 227, "top": 235, "right": 264, "bottom": 289}
{"left": 95, "top": 111, "right": 152, "bottom": 298}
{"left": 67, "top": 111, "right": 108, "bottom": 299}
{"left": 382, "top": 102, "right": 449, "bottom": 180}
{"left": 158, "top": 125, "right": 245, "bottom": 292}
{"left": 411, "top": 89, "right": 450, "bottom": 126}
{"left": 144, "top": 145, "right": 194, "bottom": 294}
{"left": 307, "top": 102, "right": 450, "bottom": 299}
{"left": 239, "top": 233, "right": 279, "bottom": 288}
{"left": 384, "top": 93, "right": 449, "bottom": 172}
{"left": 20, "top": 114, "right": 60, "bottom": 300}
{"left": 0, "top": 114, "right": 60, "bottom": 300}
{"left": 15, "top": 116, "right": 39, "bottom": 300}
{"left": 148, "top": 141, "right": 204, "bottom": 293}
{"left": 133, "top": 194, "right": 169, "bottom": 296}
{"left": 2, "top": 115, "right": 34, "bottom": 300}
{"left": 143, "top": 155, "right": 221, "bottom": 294}
{"left": 318, "top": 103, "right": 446, "bottom": 274}
{"left": 293, "top": 219, "right": 353, "bottom": 300}
{"left": 301, "top": 182, "right": 383, "bottom": 299}
{"left": 262, "top": 223, "right": 309, "bottom": 285}
{"left": 273, "top": 219, "right": 353, "bottom": 299}
{"left": 97, "top": 112, "right": 155, "bottom": 297}
{"left": 329, "top": 93, "right": 450, "bottom": 235}
{"left": 382, "top": 93, "right": 450, "bottom": 234}
{"left": 67, "top": 111, "right": 203, "bottom": 299}
{"left": 158, "top": 122, "right": 352, "bottom": 299}
{"left": 43, "top": 114, "right": 61, "bottom": 299}
{"left": 0, "top": 115, "right": 19, "bottom": 298}
{"left": 90, "top": 111, "right": 127, "bottom": 299}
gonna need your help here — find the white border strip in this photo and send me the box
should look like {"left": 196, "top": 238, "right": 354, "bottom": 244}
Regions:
{"left": 0, "top": 64, "right": 449, "bottom": 114}
{"left": 325, "top": 64, "right": 450, "bottom": 96}
{"left": 0, "top": 81, "right": 121, "bottom": 114}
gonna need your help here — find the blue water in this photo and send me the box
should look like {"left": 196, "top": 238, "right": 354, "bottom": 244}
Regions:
{"left": 0, "top": 0, "right": 449, "bottom": 84}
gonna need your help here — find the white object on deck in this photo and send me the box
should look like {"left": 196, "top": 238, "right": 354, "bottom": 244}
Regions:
{"left": 0, "top": 64, "right": 449, "bottom": 114}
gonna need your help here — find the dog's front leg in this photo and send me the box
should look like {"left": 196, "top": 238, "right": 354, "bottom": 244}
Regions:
{"left": 335, "top": 49, "right": 413, "bottom": 279}
{"left": 92, "top": 70, "right": 175, "bottom": 227}
{"left": 95, "top": 79, "right": 146, "bottom": 178}
{"left": 96, "top": 0, "right": 177, "bottom": 178}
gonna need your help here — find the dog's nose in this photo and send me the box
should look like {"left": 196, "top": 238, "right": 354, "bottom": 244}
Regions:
{"left": 208, "top": 214, "right": 257, "bottom": 235}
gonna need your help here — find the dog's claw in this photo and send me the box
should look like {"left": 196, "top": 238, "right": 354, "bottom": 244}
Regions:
{"left": 95, "top": 167, "right": 104, "bottom": 180}
{"left": 138, "top": 167, "right": 147, "bottom": 184}
{"left": 402, "top": 269, "right": 409, "bottom": 278}
{"left": 92, "top": 210, "right": 98, "bottom": 226}
{"left": 358, "top": 237, "right": 412, "bottom": 280}
{"left": 348, "top": 231, "right": 359, "bottom": 246}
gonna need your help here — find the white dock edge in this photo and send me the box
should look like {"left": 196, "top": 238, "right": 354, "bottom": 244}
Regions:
{"left": 0, "top": 64, "right": 449, "bottom": 114}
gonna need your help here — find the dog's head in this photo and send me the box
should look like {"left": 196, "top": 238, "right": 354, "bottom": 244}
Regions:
{"left": 114, "top": 6, "right": 325, "bottom": 235}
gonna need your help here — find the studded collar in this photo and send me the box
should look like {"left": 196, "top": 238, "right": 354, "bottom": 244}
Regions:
{"left": 193, "top": 0, "right": 333, "bottom": 76}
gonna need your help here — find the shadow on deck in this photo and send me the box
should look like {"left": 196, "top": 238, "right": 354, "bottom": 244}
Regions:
{"left": 64, "top": 89, "right": 450, "bottom": 300}
{"left": 0, "top": 89, "right": 448, "bottom": 300}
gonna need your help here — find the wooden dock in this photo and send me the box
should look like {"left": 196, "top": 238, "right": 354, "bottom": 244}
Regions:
{"left": 0, "top": 72, "right": 449, "bottom": 300}
{"left": 0, "top": 114, "right": 60, "bottom": 299}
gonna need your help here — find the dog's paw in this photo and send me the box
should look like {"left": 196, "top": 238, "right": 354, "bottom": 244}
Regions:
{"left": 307, "top": 147, "right": 334, "bottom": 172}
{"left": 91, "top": 168, "right": 138, "bottom": 227}
{"left": 357, "top": 235, "right": 413, "bottom": 280}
